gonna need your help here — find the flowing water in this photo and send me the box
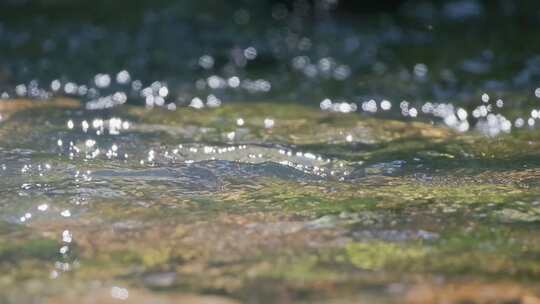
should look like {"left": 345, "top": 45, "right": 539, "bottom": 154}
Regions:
{"left": 1, "top": 1, "right": 540, "bottom": 303}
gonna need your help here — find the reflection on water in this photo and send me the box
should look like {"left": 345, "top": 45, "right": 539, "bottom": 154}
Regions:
{"left": 1, "top": 0, "right": 540, "bottom": 303}
{"left": 0, "top": 0, "right": 540, "bottom": 133}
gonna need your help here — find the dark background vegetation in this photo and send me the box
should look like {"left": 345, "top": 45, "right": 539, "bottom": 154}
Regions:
{"left": 1, "top": 0, "right": 539, "bottom": 108}
{"left": 1, "top": 0, "right": 539, "bottom": 24}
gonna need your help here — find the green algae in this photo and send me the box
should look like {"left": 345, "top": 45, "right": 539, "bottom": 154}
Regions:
{"left": 0, "top": 238, "right": 59, "bottom": 263}
{"left": 346, "top": 242, "right": 427, "bottom": 271}
{"left": 341, "top": 226, "right": 540, "bottom": 279}
{"left": 126, "top": 103, "right": 453, "bottom": 145}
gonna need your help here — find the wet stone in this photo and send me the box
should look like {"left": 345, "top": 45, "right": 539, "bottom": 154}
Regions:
{"left": 1, "top": 99, "right": 540, "bottom": 303}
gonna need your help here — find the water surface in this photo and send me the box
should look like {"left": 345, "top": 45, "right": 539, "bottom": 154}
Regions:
{"left": 1, "top": 1, "right": 540, "bottom": 303}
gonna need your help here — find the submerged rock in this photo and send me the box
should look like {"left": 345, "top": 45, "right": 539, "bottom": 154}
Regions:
{"left": 1, "top": 99, "right": 540, "bottom": 302}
